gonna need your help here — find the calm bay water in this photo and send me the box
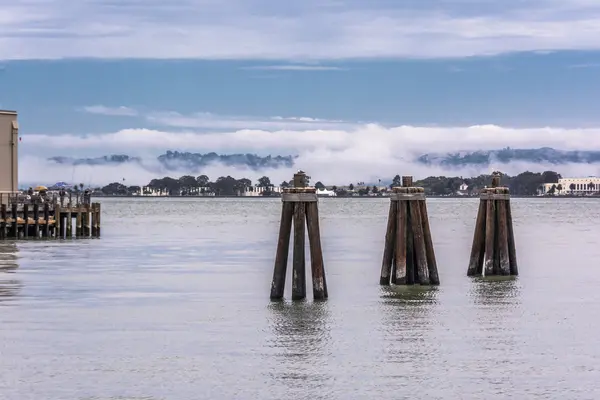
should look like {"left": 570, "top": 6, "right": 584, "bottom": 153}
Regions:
{"left": 2, "top": 197, "right": 600, "bottom": 399}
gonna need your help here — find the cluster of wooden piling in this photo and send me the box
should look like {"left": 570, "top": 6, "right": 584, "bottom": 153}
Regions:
{"left": 467, "top": 174, "right": 518, "bottom": 277}
{"left": 0, "top": 201, "right": 101, "bottom": 240}
{"left": 380, "top": 176, "right": 440, "bottom": 286}
{"left": 270, "top": 171, "right": 327, "bottom": 301}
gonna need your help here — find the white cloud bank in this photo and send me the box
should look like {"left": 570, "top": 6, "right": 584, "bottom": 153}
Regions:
{"left": 18, "top": 110, "right": 600, "bottom": 186}
{"left": 2, "top": 0, "right": 600, "bottom": 60}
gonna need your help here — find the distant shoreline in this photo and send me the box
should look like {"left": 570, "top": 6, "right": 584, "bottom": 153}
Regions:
{"left": 91, "top": 194, "right": 600, "bottom": 199}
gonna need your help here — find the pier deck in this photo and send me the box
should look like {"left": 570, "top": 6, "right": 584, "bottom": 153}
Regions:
{"left": 0, "top": 193, "right": 101, "bottom": 240}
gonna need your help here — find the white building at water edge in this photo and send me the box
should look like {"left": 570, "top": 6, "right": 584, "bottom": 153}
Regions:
{"left": 540, "top": 177, "right": 600, "bottom": 195}
{"left": 241, "top": 186, "right": 284, "bottom": 196}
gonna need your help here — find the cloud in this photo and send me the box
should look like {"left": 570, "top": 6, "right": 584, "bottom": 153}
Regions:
{"left": 18, "top": 120, "right": 600, "bottom": 187}
{"left": 240, "top": 65, "right": 345, "bottom": 71}
{"left": 82, "top": 105, "right": 138, "bottom": 116}
{"left": 145, "top": 111, "right": 358, "bottom": 131}
{"left": 3, "top": 0, "right": 600, "bottom": 60}
{"left": 77, "top": 106, "right": 360, "bottom": 131}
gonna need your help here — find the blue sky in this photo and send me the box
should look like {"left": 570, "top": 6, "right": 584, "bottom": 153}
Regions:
{"left": 2, "top": 0, "right": 600, "bottom": 185}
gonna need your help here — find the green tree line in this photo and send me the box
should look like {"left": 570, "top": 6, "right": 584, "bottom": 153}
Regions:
{"left": 95, "top": 170, "right": 566, "bottom": 197}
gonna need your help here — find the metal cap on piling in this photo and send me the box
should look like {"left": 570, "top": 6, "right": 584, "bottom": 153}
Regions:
{"left": 402, "top": 176, "right": 413, "bottom": 187}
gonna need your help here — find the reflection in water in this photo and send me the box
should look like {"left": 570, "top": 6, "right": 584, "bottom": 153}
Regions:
{"left": 378, "top": 286, "right": 440, "bottom": 369}
{"left": 0, "top": 242, "right": 21, "bottom": 302}
{"left": 265, "top": 301, "right": 332, "bottom": 395}
{"left": 469, "top": 277, "right": 523, "bottom": 357}
{"left": 469, "top": 276, "right": 521, "bottom": 306}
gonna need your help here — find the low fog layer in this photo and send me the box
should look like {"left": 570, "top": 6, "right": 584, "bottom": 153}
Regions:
{"left": 18, "top": 123, "right": 600, "bottom": 187}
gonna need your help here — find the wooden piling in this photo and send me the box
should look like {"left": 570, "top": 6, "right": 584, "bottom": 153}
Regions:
{"left": 467, "top": 174, "right": 518, "bottom": 277}
{"left": 467, "top": 197, "right": 487, "bottom": 276}
{"left": 419, "top": 191, "right": 440, "bottom": 285}
{"left": 11, "top": 203, "right": 18, "bottom": 238}
{"left": 23, "top": 204, "right": 29, "bottom": 238}
{"left": 506, "top": 196, "right": 518, "bottom": 276}
{"left": 33, "top": 203, "right": 40, "bottom": 238}
{"left": 0, "top": 204, "right": 6, "bottom": 239}
{"left": 306, "top": 201, "right": 327, "bottom": 300}
{"left": 291, "top": 201, "right": 307, "bottom": 300}
{"left": 76, "top": 211, "right": 82, "bottom": 237}
{"left": 82, "top": 206, "right": 90, "bottom": 237}
{"left": 394, "top": 193, "right": 407, "bottom": 284}
{"left": 55, "top": 205, "right": 62, "bottom": 238}
{"left": 380, "top": 200, "right": 397, "bottom": 285}
{"left": 96, "top": 203, "right": 101, "bottom": 237}
{"left": 43, "top": 203, "right": 50, "bottom": 238}
{"left": 90, "top": 204, "right": 97, "bottom": 237}
{"left": 66, "top": 210, "right": 72, "bottom": 238}
{"left": 270, "top": 202, "right": 294, "bottom": 300}
{"left": 269, "top": 171, "right": 328, "bottom": 300}
{"left": 380, "top": 176, "right": 440, "bottom": 286}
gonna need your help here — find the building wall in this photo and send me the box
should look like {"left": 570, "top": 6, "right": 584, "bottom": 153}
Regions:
{"left": 0, "top": 110, "right": 18, "bottom": 199}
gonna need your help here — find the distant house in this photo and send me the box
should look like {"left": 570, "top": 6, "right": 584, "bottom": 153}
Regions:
{"left": 241, "top": 185, "right": 283, "bottom": 196}
{"left": 456, "top": 182, "right": 470, "bottom": 196}
{"left": 316, "top": 188, "right": 336, "bottom": 197}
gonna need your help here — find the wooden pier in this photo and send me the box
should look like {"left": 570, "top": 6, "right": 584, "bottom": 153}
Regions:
{"left": 0, "top": 193, "right": 101, "bottom": 240}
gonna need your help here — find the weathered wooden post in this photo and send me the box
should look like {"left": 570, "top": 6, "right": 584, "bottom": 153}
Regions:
{"left": 43, "top": 203, "right": 50, "bottom": 238}
{"left": 270, "top": 170, "right": 328, "bottom": 301}
{"left": 55, "top": 204, "right": 62, "bottom": 238}
{"left": 380, "top": 175, "right": 440, "bottom": 286}
{"left": 467, "top": 172, "right": 518, "bottom": 277}
{"left": 76, "top": 210, "right": 82, "bottom": 238}
{"left": 96, "top": 203, "right": 101, "bottom": 237}
{"left": 11, "top": 203, "right": 18, "bottom": 238}
{"left": 23, "top": 204, "right": 29, "bottom": 238}
{"left": 91, "top": 204, "right": 97, "bottom": 237}
{"left": 82, "top": 205, "right": 90, "bottom": 237}
{"left": 0, "top": 204, "right": 6, "bottom": 239}
{"left": 66, "top": 209, "right": 72, "bottom": 238}
{"left": 33, "top": 203, "right": 40, "bottom": 238}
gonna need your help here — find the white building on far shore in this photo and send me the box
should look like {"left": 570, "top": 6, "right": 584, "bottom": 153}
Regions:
{"left": 540, "top": 177, "right": 600, "bottom": 195}
{"left": 241, "top": 185, "right": 284, "bottom": 196}
{"left": 317, "top": 187, "right": 336, "bottom": 197}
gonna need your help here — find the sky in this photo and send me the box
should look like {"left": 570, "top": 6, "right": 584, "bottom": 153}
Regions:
{"left": 2, "top": 0, "right": 600, "bottom": 186}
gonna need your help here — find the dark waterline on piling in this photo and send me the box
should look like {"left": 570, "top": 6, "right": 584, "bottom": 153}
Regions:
{"left": 2, "top": 196, "right": 600, "bottom": 399}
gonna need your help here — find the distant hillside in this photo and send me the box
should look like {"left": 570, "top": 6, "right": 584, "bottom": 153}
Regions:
{"left": 416, "top": 147, "right": 600, "bottom": 167}
{"left": 47, "top": 147, "right": 600, "bottom": 171}
{"left": 47, "top": 151, "right": 295, "bottom": 171}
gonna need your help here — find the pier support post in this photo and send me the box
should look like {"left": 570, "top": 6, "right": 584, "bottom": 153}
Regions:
{"left": 83, "top": 205, "right": 90, "bottom": 237}
{"left": 270, "top": 171, "right": 328, "bottom": 301}
{"left": 11, "top": 203, "right": 18, "bottom": 238}
{"left": 55, "top": 204, "right": 62, "bottom": 238}
{"left": 33, "top": 203, "right": 40, "bottom": 238}
{"left": 76, "top": 211, "right": 82, "bottom": 238}
{"left": 90, "top": 204, "right": 97, "bottom": 237}
{"left": 66, "top": 210, "right": 72, "bottom": 238}
{"left": 0, "top": 204, "right": 6, "bottom": 239}
{"left": 467, "top": 173, "right": 518, "bottom": 277}
{"left": 23, "top": 204, "right": 29, "bottom": 238}
{"left": 43, "top": 203, "right": 50, "bottom": 238}
{"left": 380, "top": 176, "right": 440, "bottom": 286}
{"left": 96, "top": 203, "right": 101, "bottom": 237}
